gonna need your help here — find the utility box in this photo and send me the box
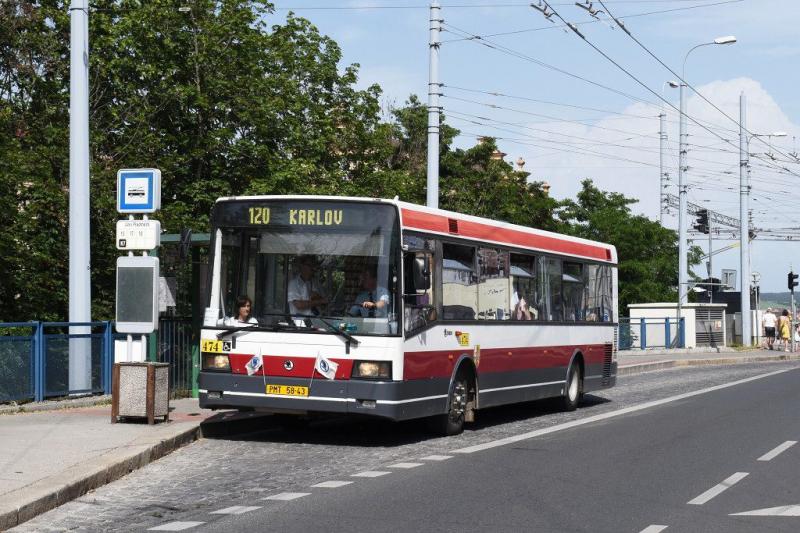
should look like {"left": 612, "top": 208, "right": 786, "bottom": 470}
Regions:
{"left": 111, "top": 362, "right": 170, "bottom": 424}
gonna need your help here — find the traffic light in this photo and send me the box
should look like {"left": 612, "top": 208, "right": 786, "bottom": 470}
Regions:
{"left": 789, "top": 271, "right": 798, "bottom": 291}
{"left": 693, "top": 209, "right": 709, "bottom": 234}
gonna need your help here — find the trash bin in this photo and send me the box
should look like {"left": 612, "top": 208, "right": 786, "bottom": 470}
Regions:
{"left": 111, "top": 362, "right": 170, "bottom": 424}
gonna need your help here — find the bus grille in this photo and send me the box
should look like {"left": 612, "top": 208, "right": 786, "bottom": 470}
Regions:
{"left": 602, "top": 342, "right": 613, "bottom": 385}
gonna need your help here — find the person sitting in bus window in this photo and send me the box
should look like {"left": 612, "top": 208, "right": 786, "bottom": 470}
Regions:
{"left": 225, "top": 295, "right": 258, "bottom": 326}
{"left": 349, "top": 267, "right": 390, "bottom": 317}
{"left": 287, "top": 255, "right": 327, "bottom": 325}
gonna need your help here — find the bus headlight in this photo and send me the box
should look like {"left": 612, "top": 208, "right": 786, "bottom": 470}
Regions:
{"left": 203, "top": 354, "right": 230, "bottom": 371}
{"left": 352, "top": 361, "right": 391, "bottom": 379}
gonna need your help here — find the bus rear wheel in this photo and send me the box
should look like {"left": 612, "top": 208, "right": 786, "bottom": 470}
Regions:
{"left": 430, "top": 374, "right": 468, "bottom": 436}
{"left": 561, "top": 362, "right": 582, "bottom": 412}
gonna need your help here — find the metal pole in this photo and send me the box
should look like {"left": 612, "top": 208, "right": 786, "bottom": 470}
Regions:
{"left": 68, "top": 0, "right": 92, "bottom": 392}
{"left": 708, "top": 217, "right": 713, "bottom": 304}
{"left": 426, "top": 1, "right": 441, "bottom": 209}
{"left": 739, "top": 92, "right": 752, "bottom": 346}
{"left": 659, "top": 111, "right": 667, "bottom": 225}
{"left": 789, "top": 288, "right": 795, "bottom": 352}
{"left": 678, "top": 82, "right": 688, "bottom": 307}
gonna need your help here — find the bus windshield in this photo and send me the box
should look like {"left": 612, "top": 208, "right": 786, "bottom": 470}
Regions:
{"left": 208, "top": 200, "right": 400, "bottom": 336}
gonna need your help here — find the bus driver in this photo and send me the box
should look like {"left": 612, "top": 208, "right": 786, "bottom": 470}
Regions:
{"left": 349, "top": 267, "right": 390, "bottom": 317}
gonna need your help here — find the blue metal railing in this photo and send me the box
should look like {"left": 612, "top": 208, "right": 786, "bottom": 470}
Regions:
{"left": 618, "top": 317, "right": 685, "bottom": 350}
{"left": 0, "top": 322, "right": 113, "bottom": 403}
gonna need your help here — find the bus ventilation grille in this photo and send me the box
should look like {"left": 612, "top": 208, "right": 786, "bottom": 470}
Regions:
{"left": 602, "top": 342, "right": 613, "bottom": 385}
{"left": 448, "top": 218, "right": 459, "bottom": 234}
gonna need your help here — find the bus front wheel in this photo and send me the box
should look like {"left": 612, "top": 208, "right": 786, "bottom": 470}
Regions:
{"left": 430, "top": 373, "right": 469, "bottom": 436}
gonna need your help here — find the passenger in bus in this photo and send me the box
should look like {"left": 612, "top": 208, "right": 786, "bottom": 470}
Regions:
{"left": 287, "top": 256, "right": 327, "bottom": 325}
{"left": 233, "top": 295, "right": 258, "bottom": 326}
{"left": 223, "top": 295, "right": 258, "bottom": 326}
{"left": 511, "top": 287, "right": 536, "bottom": 321}
{"left": 349, "top": 267, "right": 390, "bottom": 317}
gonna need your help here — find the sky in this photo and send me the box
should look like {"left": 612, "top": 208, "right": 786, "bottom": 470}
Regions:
{"left": 267, "top": 0, "right": 800, "bottom": 293}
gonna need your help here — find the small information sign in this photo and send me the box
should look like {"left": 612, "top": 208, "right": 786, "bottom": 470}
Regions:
{"left": 116, "top": 255, "right": 160, "bottom": 334}
{"left": 116, "top": 219, "right": 161, "bottom": 250}
{"left": 117, "top": 168, "right": 161, "bottom": 213}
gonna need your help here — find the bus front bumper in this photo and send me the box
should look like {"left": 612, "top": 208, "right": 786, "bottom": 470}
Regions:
{"left": 198, "top": 372, "right": 448, "bottom": 421}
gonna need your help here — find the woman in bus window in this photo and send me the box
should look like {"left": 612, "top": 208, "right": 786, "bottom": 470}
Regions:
{"left": 232, "top": 295, "right": 258, "bottom": 326}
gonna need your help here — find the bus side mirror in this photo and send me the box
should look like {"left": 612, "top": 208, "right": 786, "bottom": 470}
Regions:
{"left": 413, "top": 253, "right": 431, "bottom": 292}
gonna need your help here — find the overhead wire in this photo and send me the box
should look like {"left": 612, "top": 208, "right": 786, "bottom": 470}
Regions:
{"left": 594, "top": 0, "right": 800, "bottom": 168}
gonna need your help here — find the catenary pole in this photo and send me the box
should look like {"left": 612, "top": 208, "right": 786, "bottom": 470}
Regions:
{"left": 426, "top": 1, "right": 441, "bottom": 208}
{"left": 69, "top": 0, "right": 92, "bottom": 391}
{"left": 659, "top": 111, "right": 667, "bottom": 224}
{"left": 678, "top": 82, "right": 688, "bottom": 308}
{"left": 739, "top": 92, "right": 752, "bottom": 345}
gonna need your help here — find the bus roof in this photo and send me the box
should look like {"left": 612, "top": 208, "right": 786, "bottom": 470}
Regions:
{"left": 214, "top": 195, "right": 617, "bottom": 264}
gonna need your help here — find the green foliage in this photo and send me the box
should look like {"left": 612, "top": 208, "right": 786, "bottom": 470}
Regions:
{"left": 0, "top": 1, "right": 688, "bottom": 323}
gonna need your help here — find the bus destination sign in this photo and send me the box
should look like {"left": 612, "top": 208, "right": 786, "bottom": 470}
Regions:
{"left": 214, "top": 200, "right": 395, "bottom": 230}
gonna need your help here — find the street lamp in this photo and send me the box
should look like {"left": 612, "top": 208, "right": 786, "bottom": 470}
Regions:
{"left": 660, "top": 81, "right": 679, "bottom": 224}
{"left": 677, "top": 35, "right": 737, "bottom": 313}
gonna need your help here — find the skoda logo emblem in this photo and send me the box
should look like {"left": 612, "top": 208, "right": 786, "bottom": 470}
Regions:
{"left": 283, "top": 360, "right": 294, "bottom": 371}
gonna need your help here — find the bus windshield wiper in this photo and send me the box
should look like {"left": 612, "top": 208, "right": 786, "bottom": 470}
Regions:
{"left": 315, "top": 317, "right": 360, "bottom": 354}
{"left": 215, "top": 323, "right": 297, "bottom": 339}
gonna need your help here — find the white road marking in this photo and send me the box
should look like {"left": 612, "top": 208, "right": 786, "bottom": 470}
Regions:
{"left": 312, "top": 480, "right": 353, "bottom": 488}
{"left": 420, "top": 455, "right": 453, "bottom": 461}
{"left": 451, "top": 367, "right": 795, "bottom": 454}
{"left": 148, "top": 522, "right": 205, "bottom": 531}
{"left": 388, "top": 462, "right": 424, "bottom": 469}
{"left": 732, "top": 504, "right": 800, "bottom": 516}
{"left": 210, "top": 506, "right": 261, "bottom": 515}
{"left": 351, "top": 471, "right": 391, "bottom": 478}
{"left": 263, "top": 492, "right": 311, "bottom": 501}
{"left": 688, "top": 472, "right": 749, "bottom": 505}
{"left": 638, "top": 526, "right": 668, "bottom": 533}
{"left": 758, "top": 440, "right": 797, "bottom": 461}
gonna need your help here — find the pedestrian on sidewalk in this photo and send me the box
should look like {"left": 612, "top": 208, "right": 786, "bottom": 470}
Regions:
{"left": 779, "top": 309, "right": 791, "bottom": 352}
{"left": 763, "top": 307, "right": 777, "bottom": 350}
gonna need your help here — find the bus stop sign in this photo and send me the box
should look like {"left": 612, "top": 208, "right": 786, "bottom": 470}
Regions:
{"left": 117, "top": 168, "right": 161, "bottom": 213}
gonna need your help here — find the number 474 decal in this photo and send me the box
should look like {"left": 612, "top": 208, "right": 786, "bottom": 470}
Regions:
{"left": 201, "top": 339, "right": 232, "bottom": 353}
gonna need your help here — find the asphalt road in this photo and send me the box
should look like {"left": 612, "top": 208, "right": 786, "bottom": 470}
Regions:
{"left": 14, "top": 361, "right": 800, "bottom": 533}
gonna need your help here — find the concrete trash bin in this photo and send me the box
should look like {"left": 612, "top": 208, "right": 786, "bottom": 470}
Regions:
{"left": 111, "top": 362, "right": 170, "bottom": 424}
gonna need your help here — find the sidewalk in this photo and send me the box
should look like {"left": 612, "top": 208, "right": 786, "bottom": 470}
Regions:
{"left": 2, "top": 348, "right": 799, "bottom": 530}
{"left": 0, "top": 399, "right": 270, "bottom": 531}
{"left": 617, "top": 346, "right": 800, "bottom": 375}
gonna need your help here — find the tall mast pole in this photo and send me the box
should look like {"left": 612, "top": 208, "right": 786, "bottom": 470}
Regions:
{"left": 426, "top": 1, "right": 441, "bottom": 208}
{"left": 69, "top": 0, "right": 92, "bottom": 391}
{"left": 740, "top": 92, "right": 752, "bottom": 345}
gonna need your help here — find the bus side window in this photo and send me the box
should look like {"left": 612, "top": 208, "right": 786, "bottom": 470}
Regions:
{"left": 510, "top": 253, "right": 537, "bottom": 321}
{"left": 562, "top": 262, "right": 585, "bottom": 322}
{"left": 442, "top": 243, "right": 478, "bottom": 321}
{"left": 477, "top": 248, "right": 509, "bottom": 320}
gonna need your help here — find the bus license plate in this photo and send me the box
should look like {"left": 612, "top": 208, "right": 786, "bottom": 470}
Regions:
{"left": 266, "top": 384, "right": 309, "bottom": 397}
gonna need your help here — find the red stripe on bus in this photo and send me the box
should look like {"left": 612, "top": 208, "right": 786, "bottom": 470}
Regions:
{"left": 403, "top": 343, "right": 607, "bottom": 380}
{"left": 401, "top": 208, "right": 611, "bottom": 261}
{"left": 228, "top": 353, "right": 353, "bottom": 380}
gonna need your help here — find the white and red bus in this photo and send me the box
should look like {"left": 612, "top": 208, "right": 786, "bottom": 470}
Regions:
{"left": 199, "top": 196, "right": 617, "bottom": 434}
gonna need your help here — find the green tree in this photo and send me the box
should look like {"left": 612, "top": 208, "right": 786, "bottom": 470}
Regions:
{"left": 1, "top": 1, "right": 394, "bottom": 320}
